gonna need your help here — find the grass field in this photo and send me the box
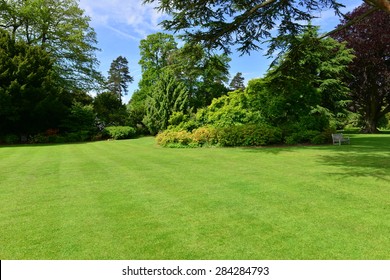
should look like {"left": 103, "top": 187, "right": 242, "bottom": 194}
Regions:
{"left": 0, "top": 135, "right": 389, "bottom": 260}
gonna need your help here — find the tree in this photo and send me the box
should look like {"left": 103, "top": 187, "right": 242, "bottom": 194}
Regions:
{"left": 144, "top": 0, "right": 390, "bottom": 55}
{"left": 332, "top": 4, "right": 390, "bottom": 133}
{"left": 128, "top": 33, "right": 177, "bottom": 128}
{"left": 169, "top": 43, "right": 231, "bottom": 109}
{"left": 94, "top": 92, "right": 129, "bottom": 127}
{"left": 0, "top": 29, "right": 67, "bottom": 138}
{"left": 256, "top": 26, "right": 354, "bottom": 129}
{"left": 0, "top": 0, "right": 102, "bottom": 91}
{"left": 143, "top": 69, "right": 189, "bottom": 135}
{"left": 138, "top": 32, "right": 177, "bottom": 89}
{"left": 107, "top": 56, "right": 134, "bottom": 102}
{"left": 229, "top": 72, "right": 245, "bottom": 91}
{"left": 61, "top": 102, "right": 96, "bottom": 136}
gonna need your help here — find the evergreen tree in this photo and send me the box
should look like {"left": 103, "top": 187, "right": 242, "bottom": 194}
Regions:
{"left": 0, "top": 29, "right": 67, "bottom": 138}
{"left": 94, "top": 92, "right": 128, "bottom": 126}
{"left": 258, "top": 26, "right": 354, "bottom": 128}
{"left": 229, "top": 72, "right": 245, "bottom": 91}
{"left": 143, "top": 69, "right": 189, "bottom": 135}
{"left": 144, "top": 0, "right": 389, "bottom": 55}
{"left": 107, "top": 56, "right": 134, "bottom": 102}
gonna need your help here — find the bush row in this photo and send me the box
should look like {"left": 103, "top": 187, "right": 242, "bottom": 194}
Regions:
{"left": 0, "top": 126, "right": 137, "bottom": 145}
{"left": 156, "top": 125, "right": 284, "bottom": 147}
{"left": 156, "top": 125, "right": 335, "bottom": 148}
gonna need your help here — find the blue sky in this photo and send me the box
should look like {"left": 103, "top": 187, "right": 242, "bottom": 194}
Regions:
{"left": 78, "top": 0, "right": 363, "bottom": 103}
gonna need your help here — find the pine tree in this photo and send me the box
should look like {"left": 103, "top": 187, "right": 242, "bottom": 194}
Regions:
{"left": 107, "top": 56, "right": 134, "bottom": 101}
{"left": 229, "top": 72, "right": 245, "bottom": 91}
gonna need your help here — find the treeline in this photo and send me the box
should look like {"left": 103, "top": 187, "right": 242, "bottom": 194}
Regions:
{"left": 1, "top": 2, "right": 389, "bottom": 145}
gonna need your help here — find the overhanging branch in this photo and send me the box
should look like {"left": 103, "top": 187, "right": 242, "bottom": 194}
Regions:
{"left": 319, "top": 6, "right": 379, "bottom": 39}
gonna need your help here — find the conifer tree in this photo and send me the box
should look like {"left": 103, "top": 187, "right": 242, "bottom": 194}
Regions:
{"left": 229, "top": 72, "right": 245, "bottom": 91}
{"left": 107, "top": 56, "right": 134, "bottom": 102}
{"left": 143, "top": 69, "right": 189, "bottom": 135}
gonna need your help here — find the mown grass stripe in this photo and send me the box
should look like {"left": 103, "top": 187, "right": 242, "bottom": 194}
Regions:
{"left": 0, "top": 135, "right": 389, "bottom": 259}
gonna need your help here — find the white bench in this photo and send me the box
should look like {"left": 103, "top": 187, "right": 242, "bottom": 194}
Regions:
{"left": 332, "top": 133, "right": 350, "bottom": 145}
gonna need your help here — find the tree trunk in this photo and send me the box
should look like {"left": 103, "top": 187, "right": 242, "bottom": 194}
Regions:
{"left": 361, "top": 118, "right": 380, "bottom": 133}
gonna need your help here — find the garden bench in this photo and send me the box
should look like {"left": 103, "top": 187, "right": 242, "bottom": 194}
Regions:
{"left": 332, "top": 133, "right": 350, "bottom": 145}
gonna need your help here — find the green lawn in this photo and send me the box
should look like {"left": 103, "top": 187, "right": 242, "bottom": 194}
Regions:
{"left": 1, "top": 135, "right": 389, "bottom": 259}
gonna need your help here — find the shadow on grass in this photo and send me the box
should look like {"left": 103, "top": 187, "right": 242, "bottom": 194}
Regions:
{"left": 317, "top": 135, "right": 390, "bottom": 181}
{"left": 239, "top": 134, "right": 390, "bottom": 181}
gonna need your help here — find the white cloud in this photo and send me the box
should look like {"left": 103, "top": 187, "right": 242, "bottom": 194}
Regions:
{"left": 79, "top": 0, "right": 165, "bottom": 40}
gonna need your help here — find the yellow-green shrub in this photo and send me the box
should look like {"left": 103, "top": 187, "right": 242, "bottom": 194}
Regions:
{"left": 191, "top": 127, "right": 218, "bottom": 145}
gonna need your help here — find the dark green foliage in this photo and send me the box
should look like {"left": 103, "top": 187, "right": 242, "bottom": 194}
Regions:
{"left": 229, "top": 72, "right": 245, "bottom": 91}
{"left": 104, "top": 126, "right": 136, "bottom": 140}
{"left": 107, "top": 56, "right": 133, "bottom": 101}
{"left": 284, "top": 128, "right": 335, "bottom": 145}
{"left": 172, "top": 46, "right": 230, "bottom": 109}
{"left": 0, "top": 0, "right": 102, "bottom": 92}
{"left": 0, "top": 134, "right": 20, "bottom": 145}
{"left": 127, "top": 89, "right": 148, "bottom": 129}
{"left": 256, "top": 26, "right": 354, "bottom": 127}
{"left": 144, "top": 0, "right": 345, "bottom": 55}
{"left": 94, "top": 92, "right": 128, "bottom": 126}
{"left": 0, "top": 29, "right": 67, "bottom": 138}
{"left": 61, "top": 102, "right": 97, "bottom": 135}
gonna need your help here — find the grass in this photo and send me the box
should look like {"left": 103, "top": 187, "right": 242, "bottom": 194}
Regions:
{"left": 0, "top": 135, "right": 389, "bottom": 260}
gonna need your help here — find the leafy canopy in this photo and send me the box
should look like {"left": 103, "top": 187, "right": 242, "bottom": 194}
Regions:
{"left": 0, "top": 0, "right": 102, "bottom": 91}
{"left": 332, "top": 4, "right": 390, "bottom": 133}
{"left": 144, "top": 0, "right": 390, "bottom": 55}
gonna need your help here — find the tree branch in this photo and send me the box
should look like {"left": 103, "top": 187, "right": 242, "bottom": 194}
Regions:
{"left": 364, "top": 0, "right": 390, "bottom": 13}
{"left": 214, "top": 0, "right": 279, "bottom": 38}
{"left": 320, "top": 6, "right": 379, "bottom": 39}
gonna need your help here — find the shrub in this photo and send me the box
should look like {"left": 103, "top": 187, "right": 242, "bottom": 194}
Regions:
{"left": 2, "top": 134, "right": 19, "bottom": 144}
{"left": 191, "top": 127, "right": 218, "bottom": 146}
{"left": 217, "top": 126, "right": 246, "bottom": 146}
{"left": 104, "top": 126, "right": 136, "bottom": 140}
{"left": 65, "top": 131, "right": 91, "bottom": 142}
{"left": 156, "top": 125, "right": 283, "bottom": 148}
{"left": 156, "top": 130, "right": 193, "bottom": 147}
{"left": 62, "top": 102, "right": 97, "bottom": 134}
{"left": 284, "top": 127, "right": 335, "bottom": 145}
{"left": 217, "top": 124, "right": 283, "bottom": 147}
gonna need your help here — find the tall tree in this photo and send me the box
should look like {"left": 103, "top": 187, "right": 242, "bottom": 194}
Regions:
{"left": 229, "top": 72, "right": 245, "bottom": 91}
{"left": 0, "top": 29, "right": 67, "bottom": 137}
{"left": 128, "top": 33, "right": 178, "bottom": 129}
{"left": 169, "top": 43, "right": 231, "bottom": 109}
{"left": 107, "top": 56, "right": 134, "bottom": 102}
{"left": 144, "top": 0, "right": 390, "bottom": 55}
{"left": 256, "top": 26, "right": 354, "bottom": 128}
{"left": 0, "top": 0, "right": 102, "bottom": 91}
{"left": 143, "top": 69, "right": 189, "bottom": 135}
{"left": 332, "top": 4, "right": 390, "bottom": 133}
{"left": 138, "top": 32, "right": 178, "bottom": 88}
